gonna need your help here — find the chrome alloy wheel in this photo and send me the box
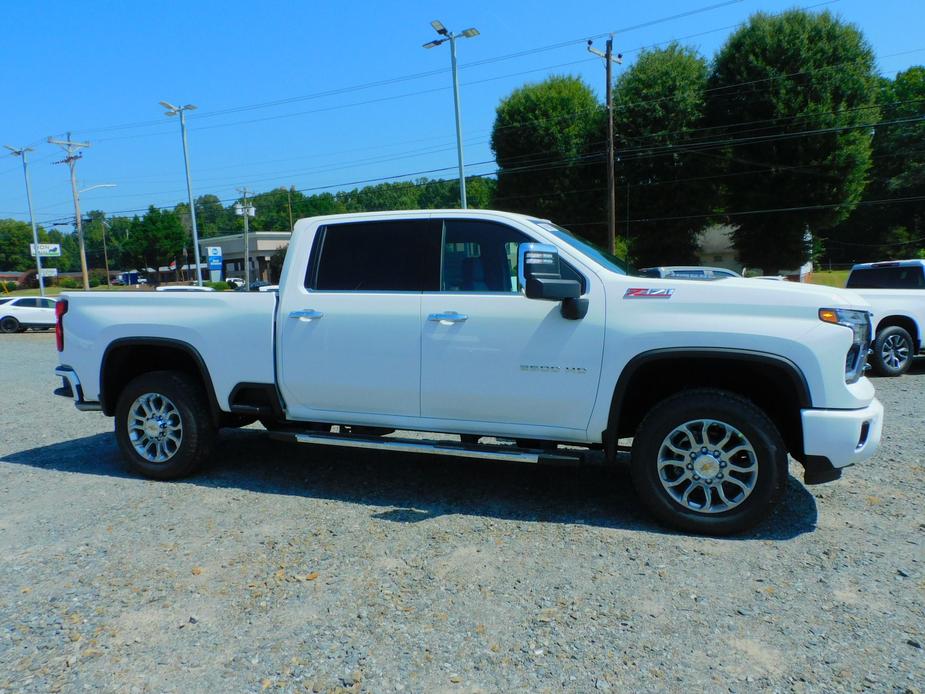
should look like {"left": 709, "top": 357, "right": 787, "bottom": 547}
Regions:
{"left": 657, "top": 419, "right": 758, "bottom": 514}
{"left": 881, "top": 333, "right": 910, "bottom": 370}
{"left": 127, "top": 393, "right": 183, "bottom": 463}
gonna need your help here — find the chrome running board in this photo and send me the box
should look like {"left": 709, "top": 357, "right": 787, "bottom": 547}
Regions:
{"left": 268, "top": 430, "right": 583, "bottom": 465}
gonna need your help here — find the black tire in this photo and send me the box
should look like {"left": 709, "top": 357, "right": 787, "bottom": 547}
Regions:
{"left": 114, "top": 370, "right": 216, "bottom": 480}
{"left": 870, "top": 325, "right": 914, "bottom": 377}
{"left": 630, "top": 389, "right": 787, "bottom": 536}
{"left": 0, "top": 316, "right": 20, "bottom": 333}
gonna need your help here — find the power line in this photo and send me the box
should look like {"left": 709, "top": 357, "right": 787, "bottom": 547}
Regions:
{"left": 60, "top": 0, "right": 747, "bottom": 138}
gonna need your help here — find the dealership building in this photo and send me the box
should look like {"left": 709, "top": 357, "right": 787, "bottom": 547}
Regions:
{"left": 199, "top": 231, "right": 292, "bottom": 282}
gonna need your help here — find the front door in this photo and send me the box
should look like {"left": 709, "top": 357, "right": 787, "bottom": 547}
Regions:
{"left": 420, "top": 219, "right": 606, "bottom": 432}
{"left": 277, "top": 218, "right": 440, "bottom": 421}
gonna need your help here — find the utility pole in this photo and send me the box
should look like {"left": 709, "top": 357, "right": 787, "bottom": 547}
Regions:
{"left": 234, "top": 189, "right": 255, "bottom": 288}
{"left": 48, "top": 133, "right": 91, "bottom": 290}
{"left": 588, "top": 36, "right": 622, "bottom": 254}
{"left": 287, "top": 186, "right": 294, "bottom": 231}
{"left": 5, "top": 145, "right": 46, "bottom": 297}
{"left": 101, "top": 218, "right": 112, "bottom": 287}
{"left": 423, "top": 20, "right": 479, "bottom": 209}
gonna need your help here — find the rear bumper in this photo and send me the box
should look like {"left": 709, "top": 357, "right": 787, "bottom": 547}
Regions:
{"left": 54, "top": 365, "right": 101, "bottom": 412}
{"left": 801, "top": 398, "right": 883, "bottom": 477}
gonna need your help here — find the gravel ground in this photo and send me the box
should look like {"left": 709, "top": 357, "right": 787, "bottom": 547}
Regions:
{"left": 0, "top": 332, "right": 923, "bottom": 693}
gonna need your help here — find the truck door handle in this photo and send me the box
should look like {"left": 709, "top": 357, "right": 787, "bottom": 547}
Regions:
{"left": 428, "top": 312, "right": 468, "bottom": 324}
{"left": 289, "top": 309, "right": 324, "bottom": 320}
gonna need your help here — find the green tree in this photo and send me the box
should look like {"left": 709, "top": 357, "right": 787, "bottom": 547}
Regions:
{"left": 0, "top": 219, "right": 34, "bottom": 270}
{"left": 268, "top": 245, "right": 287, "bottom": 283}
{"left": 0, "top": 219, "right": 73, "bottom": 272}
{"left": 196, "top": 194, "right": 231, "bottom": 237}
{"left": 613, "top": 43, "right": 712, "bottom": 266}
{"left": 123, "top": 206, "right": 188, "bottom": 275}
{"left": 706, "top": 10, "right": 878, "bottom": 273}
{"left": 491, "top": 76, "right": 604, "bottom": 244}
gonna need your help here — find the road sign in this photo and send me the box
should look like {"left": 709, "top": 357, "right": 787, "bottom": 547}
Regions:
{"left": 206, "top": 246, "right": 223, "bottom": 280}
{"left": 39, "top": 267, "right": 59, "bottom": 278}
{"left": 30, "top": 243, "right": 62, "bottom": 257}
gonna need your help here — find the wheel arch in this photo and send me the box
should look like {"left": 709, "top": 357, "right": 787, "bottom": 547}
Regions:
{"left": 100, "top": 337, "right": 222, "bottom": 426}
{"left": 604, "top": 348, "right": 812, "bottom": 463}
{"left": 875, "top": 314, "right": 921, "bottom": 350}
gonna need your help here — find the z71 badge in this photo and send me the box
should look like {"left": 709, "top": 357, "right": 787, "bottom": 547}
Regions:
{"left": 624, "top": 287, "right": 675, "bottom": 299}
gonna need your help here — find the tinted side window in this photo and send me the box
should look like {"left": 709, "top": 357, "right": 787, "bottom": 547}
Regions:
{"left": 440, "top": 219, "right": 587, "bottom": 293}
{"left": 441, "top": 220, "right": 528, "bottom": 292}
{"left": 40, "top": 299, "right": 56, "bottom": 309}
{"left": 311, "top": 220, "right": 440, "bottom": 291}
{"left": 15, "top": 298, "right": 39, "bottom": 308}
{"left": 847, "top": 267, "right": 925, "bottom": 289}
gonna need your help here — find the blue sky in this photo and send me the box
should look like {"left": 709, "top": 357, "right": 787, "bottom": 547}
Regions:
{"left": 1, "top": 0, "right": 922, "bottom": 230}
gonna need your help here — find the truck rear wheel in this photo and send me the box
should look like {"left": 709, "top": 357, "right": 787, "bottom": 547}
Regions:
{"left": 114, "top": 370, "right": 216, "bottom": 480}
{"left": 870, "top": 325, "right": 914, "bottom": 377}
{"left": 630, "top": 389, "right": 787, "bottom": 536}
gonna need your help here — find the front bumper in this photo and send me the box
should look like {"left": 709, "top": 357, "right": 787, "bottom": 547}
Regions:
{"left": 54, "top": 365, "right": 101, "bottom": 411}
{"left": 801, "top": 398, "right": 883, "bottom": 480}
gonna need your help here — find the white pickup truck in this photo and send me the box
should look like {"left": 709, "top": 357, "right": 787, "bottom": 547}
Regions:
{"left": 54, "top": 210, "right": 883, "bottom": 535}
{"left": 845, "top": 259, "right": 925, "bottom": 376}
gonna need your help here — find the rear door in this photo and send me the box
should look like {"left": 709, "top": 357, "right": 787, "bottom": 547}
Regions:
{"left": 277, "top": 218, "right": 441, "bottom": 421}
{"left": 420, "top": 218, "right": 606, "bottom": 431}
{"left": 11, "top": 298, "right": 41, "bottom": 324}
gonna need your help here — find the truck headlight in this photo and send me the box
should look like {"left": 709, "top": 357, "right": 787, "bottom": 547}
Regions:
{"left": 819, "top": 308, "right": 872, "bottom": 383}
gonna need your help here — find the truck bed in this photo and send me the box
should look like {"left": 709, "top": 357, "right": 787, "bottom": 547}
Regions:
{"left": 59, "top": 290, "right": 278, "bottom": 408}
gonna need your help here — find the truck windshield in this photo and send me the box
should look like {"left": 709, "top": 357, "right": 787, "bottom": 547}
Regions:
{"left": 531, "top": 221, "right": 628, "bottom": 275}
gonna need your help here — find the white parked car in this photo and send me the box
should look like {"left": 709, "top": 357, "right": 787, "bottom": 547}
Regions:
{"left": 637, "top": 266, "right": 741, "bottom": 280}
{"left": 53, "top": 210, "right": 882, "bottom": 535}
{"left": 0, "top": 296, "right": 57, "bottom": 333}
{"left": 155, "top": 285, "right": 215, "bottom": 292}
{"left": 845, "top": 259, "right": 924, "bottom": 376}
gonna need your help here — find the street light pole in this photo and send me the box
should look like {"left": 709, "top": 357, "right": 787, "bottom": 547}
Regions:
{"left": 423, "top": 20, "right": 479, "bottom": 209}
{"left": 160, "top": 102, "right": 203, "bottom": 286}
{"left": 5, "top": 145, "right": 45, "bottom": 297}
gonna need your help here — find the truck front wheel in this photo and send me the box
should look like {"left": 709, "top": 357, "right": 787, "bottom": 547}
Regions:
{"left": 630, "top": 389, "right": 787, "bottom": 535}
{"left": 114, "top": 370, "right": 216, "bottom": 480}
{"left": 870, "top": 325, "right": 914, "bottom": 377}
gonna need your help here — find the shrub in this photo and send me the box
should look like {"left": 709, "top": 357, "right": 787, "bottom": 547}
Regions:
{"left": 205, "top": 281, "right": 230, "bottom": 291}
{"left": 1, "top": 281, "right": 17, "bottom": 292}
{"left": 19, "top": 269, "right": 38, "bottom": 289}
{"left": 58, "top": 277, "right": 79, "bottom": 289}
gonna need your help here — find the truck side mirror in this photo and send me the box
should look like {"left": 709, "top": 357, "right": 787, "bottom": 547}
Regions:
{"left": 518, "top": 243, "right": 581, "bottom": 301}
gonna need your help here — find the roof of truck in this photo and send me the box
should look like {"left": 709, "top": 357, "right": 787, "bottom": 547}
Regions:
{"left": 295, "top": 209, "right": 551, "bottom": 226}
{"left": 850, "top": 259, "right": 925, "bottom": 271}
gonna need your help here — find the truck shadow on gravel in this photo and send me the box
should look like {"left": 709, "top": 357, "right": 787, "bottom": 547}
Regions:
{"left": 2, "top": 428, "right": 817, "bottom": 540}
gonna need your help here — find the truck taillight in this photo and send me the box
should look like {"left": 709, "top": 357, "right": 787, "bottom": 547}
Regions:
{"left": 55, "top": 299, "right": 68, "bottom": 352}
